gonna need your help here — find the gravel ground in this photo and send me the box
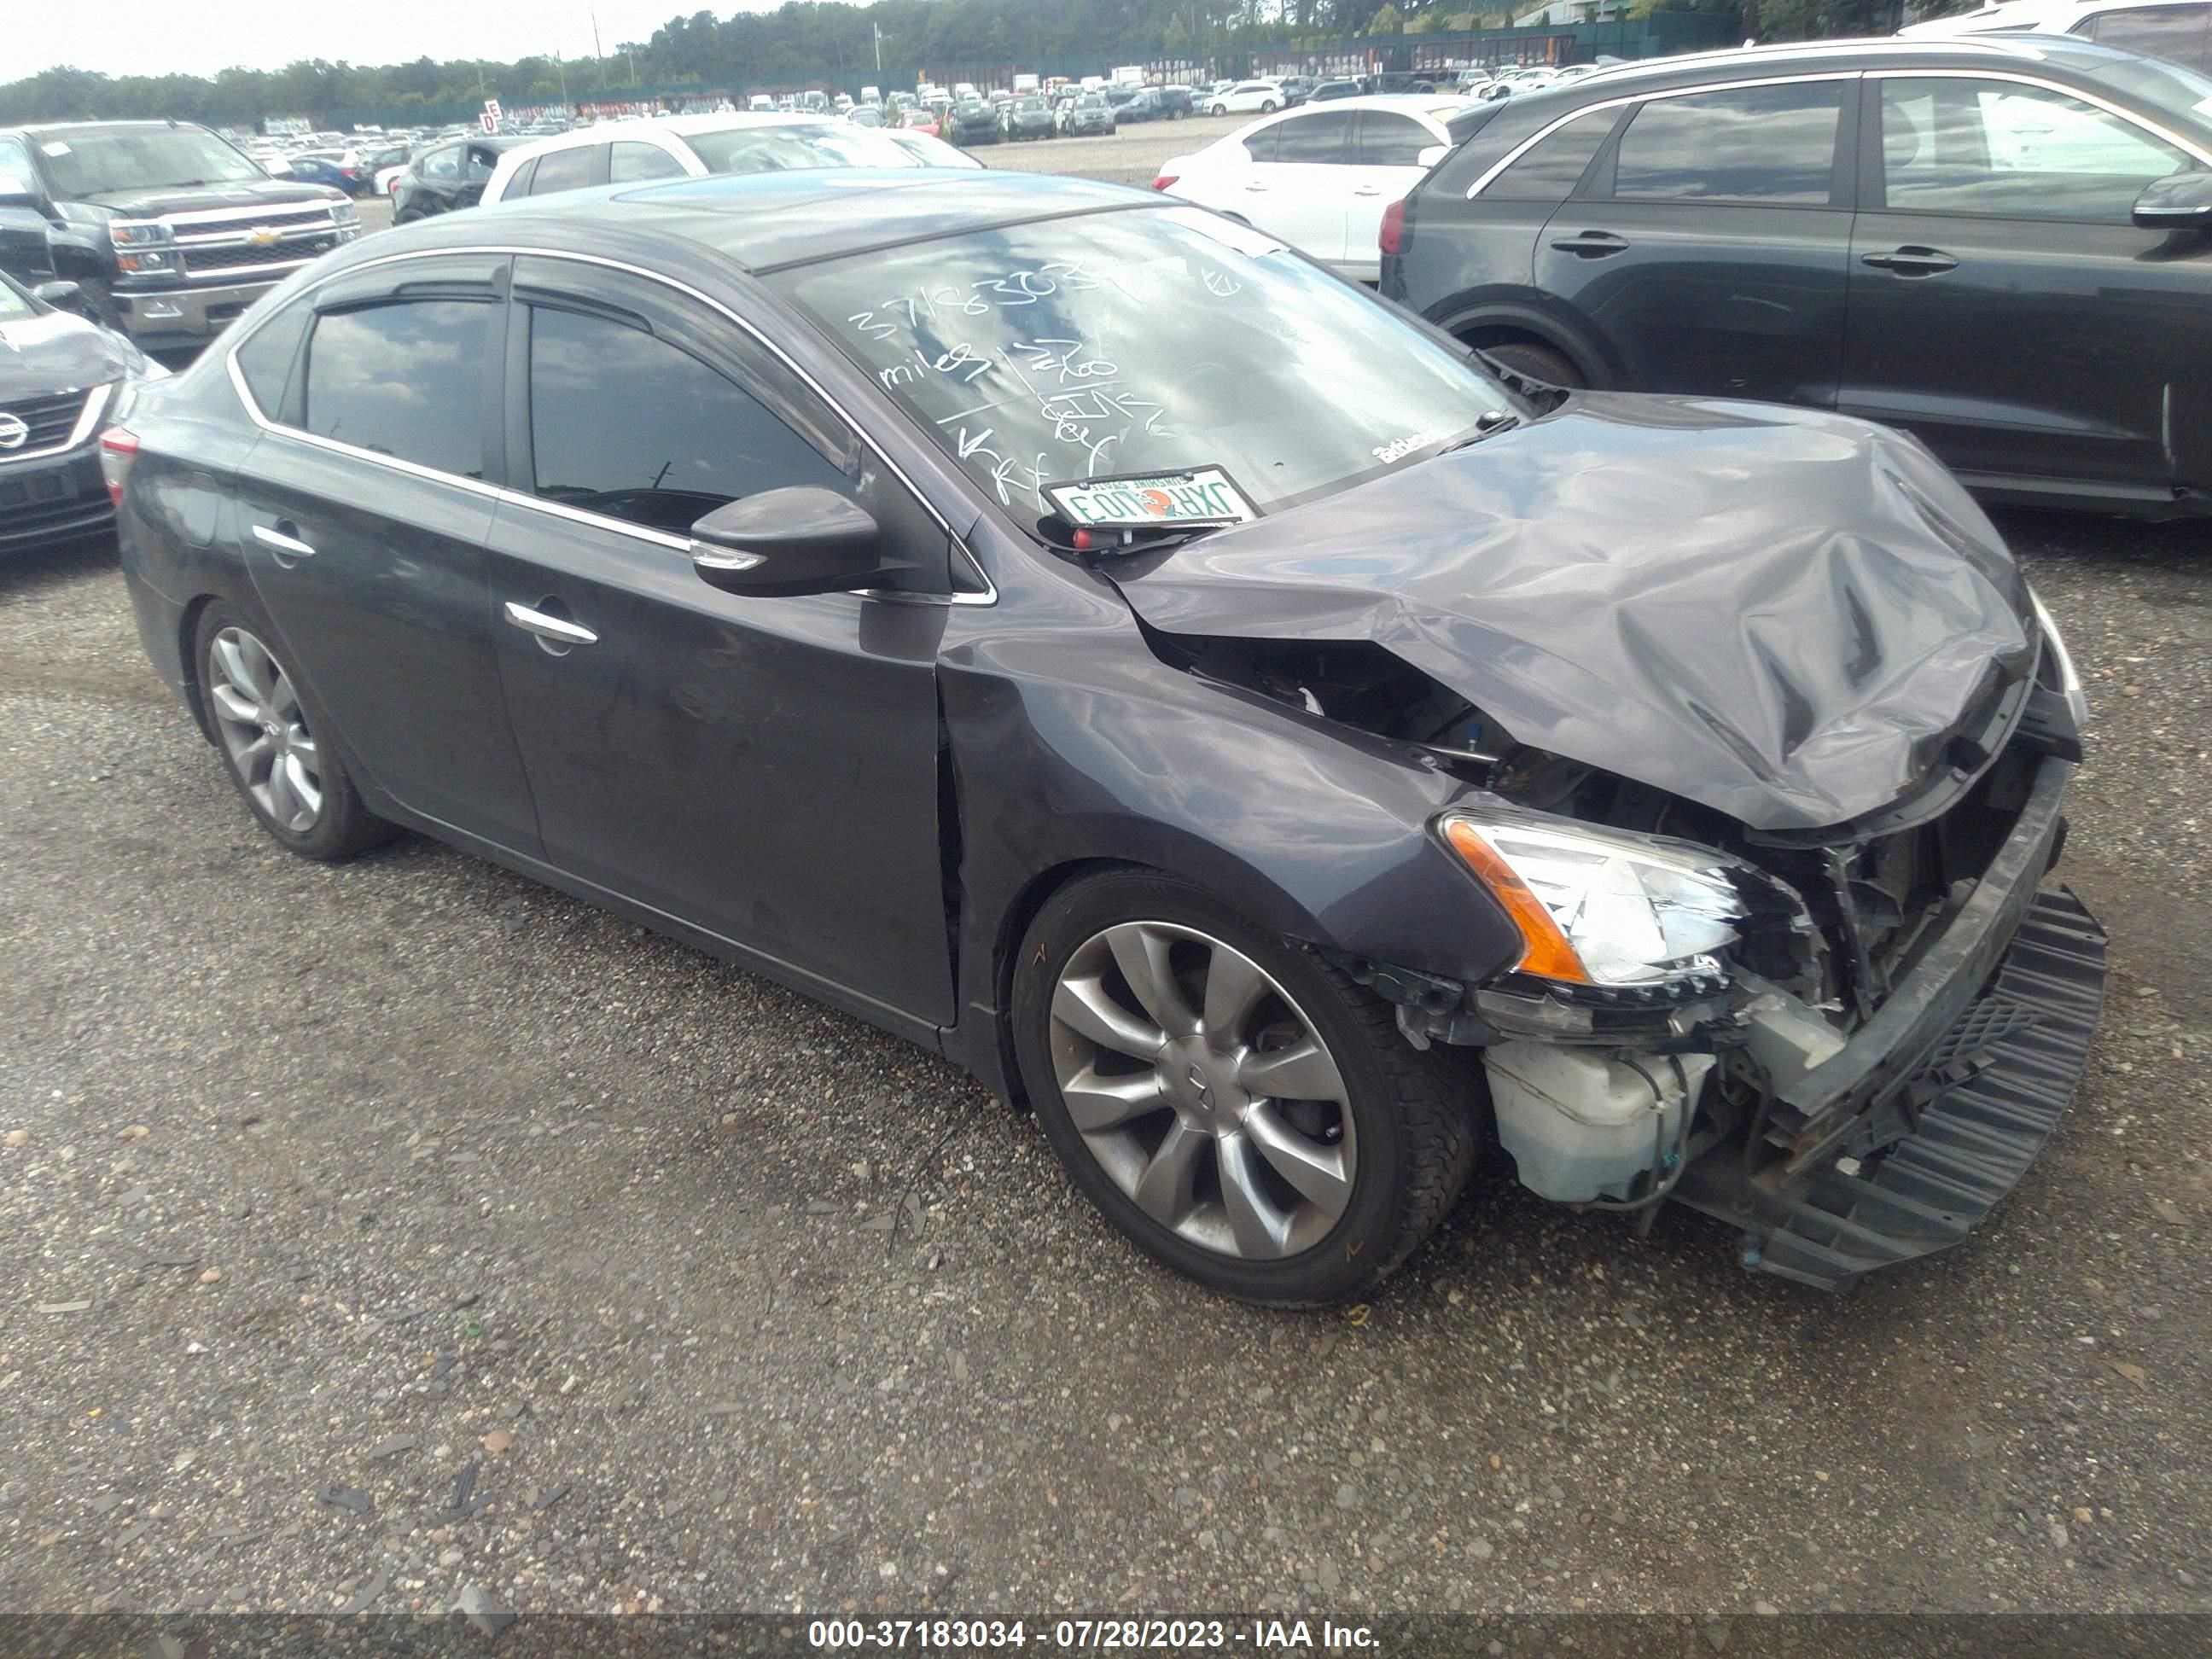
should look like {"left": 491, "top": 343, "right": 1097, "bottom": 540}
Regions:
{"left": 3, "top": 142, "right": 2210, "bottom": 1630}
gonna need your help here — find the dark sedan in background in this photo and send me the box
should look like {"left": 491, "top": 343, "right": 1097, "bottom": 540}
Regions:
{"left": 1382, "top": 36, "right": 2212, "bottom": 518}
{"left": 945, "top": 97, "right": 1003, "bottom": 146}
{"left": 0, "top": 267, "right": 164, "bottom": 552}
{"left": 106, "top": 170, "right": 2101, "bottom": 1304}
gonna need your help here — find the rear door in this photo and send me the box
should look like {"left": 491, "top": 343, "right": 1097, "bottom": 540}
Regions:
{"left": 1534, "top": 75, "right": 1857, "bottom": 404}
{"left": 480, "top": 255, "right": 957, "bottom": 1028}
{"left": 1840, "top": 72, "right": 2212, "bottom": 496}
{"left": 1242, "top": 108, "right": 1358, "bottom": 264}
{"left": 1342, "top": 108, "right": 1441, "bottom": 282}
{"left": 229, "top": 253, "right": 540, "bottom": 851}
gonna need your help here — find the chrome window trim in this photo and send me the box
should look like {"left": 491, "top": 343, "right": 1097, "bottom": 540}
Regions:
{"left": 0, "top": 381, "right": 113, "bottom": 466}
{"left": 1465, "top": 71, "right": 1862, "bottom": 199}
{"left": 1866, "top": 67, "right": 2212, "bottom": 171}
{"left": 222, "top": 242, "right": 998, "bottom": 605}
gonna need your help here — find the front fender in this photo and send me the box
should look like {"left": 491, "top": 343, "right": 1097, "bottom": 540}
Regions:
{"left": 941, "top": 632, "right": 1523, "bottom": 1093}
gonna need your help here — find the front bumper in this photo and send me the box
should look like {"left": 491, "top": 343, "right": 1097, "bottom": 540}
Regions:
{"left": 1674, "top": 758, "right": 2108, "bottom": 1289}
{"left": 114, "top": 276, "right": 284, "bottom": 348}
{"left": 0, "top": 447, "right": 111, "bottom": 552}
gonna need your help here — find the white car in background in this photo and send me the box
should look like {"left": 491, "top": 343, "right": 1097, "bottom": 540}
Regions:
{"left": 1155, "top": 96, "right": 1468, "bottom": 283}
{"left": 1205, "top": 79, "right": 1289, "bottom": 116}
{"left": 1898, "top": 0, "right": 2210, "bottom": 67}
{"left": 480, "top": 113, "right": 974, "bottom": 205}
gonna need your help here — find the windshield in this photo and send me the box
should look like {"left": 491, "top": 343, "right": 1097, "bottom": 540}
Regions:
{"left": 683, "top": 122, "right": 920, "bottom": 173}
{"left": 775, "top": 207, "right": 1517, "bottom": 522}
{"left": 1016, "top": 97, "right": 1048, "bottom": 112}
{"left": 38, "top": 128, "right": 262, "bottom": 198}
{"left": 0, "top": 274, "right": 34, "bottom": 319}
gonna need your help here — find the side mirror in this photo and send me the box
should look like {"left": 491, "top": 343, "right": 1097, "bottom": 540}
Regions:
{"left": 32, "top": 279, "right": 86, "bottom": 316}
{"left": 690, "top": 486, "right": 890, "bottom": 597}
{"left": 0, "top": 181, "right": 40, "bottom": 212}
{"left": 2133, "top": 171, "right": 2212, "bottom": 230}
{"left": 1417, "top": 144, "right": 1450, "bottom": 171}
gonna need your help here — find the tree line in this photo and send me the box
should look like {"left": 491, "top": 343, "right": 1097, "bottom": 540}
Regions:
{"left": 3, "top": 0, "right": 1953, "bottom": 128}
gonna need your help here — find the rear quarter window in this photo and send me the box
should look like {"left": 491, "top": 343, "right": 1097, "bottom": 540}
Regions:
{"left": 1478, "top": 107, "right": 1621, "bottom": 201}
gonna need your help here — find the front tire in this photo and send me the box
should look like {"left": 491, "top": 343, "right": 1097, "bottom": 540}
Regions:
{"left": 1210, "top": 103, "right": 1227, "bottom": 117}
{"left": 1013, "top": 870, "right": 1477, "bottom": 1306}
{"left": 195, "top": 601, "right": 394, "bottom": 862}
{"left": 1260, "top": 100, "right": 1278, "bottom": 113}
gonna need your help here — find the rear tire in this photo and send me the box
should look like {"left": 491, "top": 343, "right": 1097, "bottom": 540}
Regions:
{"left": 194, "top": 600, "right": 396, "bottom": 863}
{"left": 1013, "top": 869, "right": 1478, "bottom": 1306}
{"left": 1476, "top": 340, "right": 1586, "bottom": 390}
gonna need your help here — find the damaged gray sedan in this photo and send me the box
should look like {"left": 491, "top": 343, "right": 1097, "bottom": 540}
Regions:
{"left": 112, "top": 172, "right": 2105, "bottom": 1303}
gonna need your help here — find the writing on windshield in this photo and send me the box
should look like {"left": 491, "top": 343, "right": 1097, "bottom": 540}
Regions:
{"left": 783, "top": 210, "right": 1511, "bottom": 521}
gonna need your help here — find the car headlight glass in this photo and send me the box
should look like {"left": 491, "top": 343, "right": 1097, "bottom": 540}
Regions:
{"left": 108, "top": 220, "right": 174, "bottom": 247}
{"left": 1441, "top": 812, "right": 1745, "bottom": 987}
{"left": 331, "top": 199, "right": 359, "bottom": 224}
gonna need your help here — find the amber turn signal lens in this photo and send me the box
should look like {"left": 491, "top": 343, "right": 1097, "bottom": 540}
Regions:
{"left": 1441, "top": 818, "right": 1591, "bottom": 984}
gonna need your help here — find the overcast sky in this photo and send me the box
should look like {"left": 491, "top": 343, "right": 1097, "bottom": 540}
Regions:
{"left": 14, "top": 1, "right": 773, "bottom": 80}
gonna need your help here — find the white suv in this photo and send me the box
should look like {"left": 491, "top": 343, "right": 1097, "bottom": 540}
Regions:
{"left": 1206, "top": 80, "right": 1287, "bottom": 117}
{"left": 1900, "top": 0, "right": 2209, "bottom": 67}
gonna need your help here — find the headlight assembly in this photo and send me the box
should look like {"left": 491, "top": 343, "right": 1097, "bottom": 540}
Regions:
{"left": 108, "top": 220, "right": 174, "bottom": 247}
{"left": 2029, "top": 586, "right": 2087, "bottom": 729}
{"left": 1440, "top": 812, "right": 1745, "bottom": 989}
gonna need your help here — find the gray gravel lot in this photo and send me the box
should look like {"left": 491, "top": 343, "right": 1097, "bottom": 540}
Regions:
{"left": 3, "top": 135, "right": 2211, "bottom": 1627}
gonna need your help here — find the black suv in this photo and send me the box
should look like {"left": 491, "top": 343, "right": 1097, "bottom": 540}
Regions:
{"left": 0, "top": 121, "right": 361, "bottom": 353}
{"left": 1382, "top": 37, "right": 2212, "bottom": 518}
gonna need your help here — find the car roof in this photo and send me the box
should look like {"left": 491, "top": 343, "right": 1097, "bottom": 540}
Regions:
{"left": 418, "top": 168, "right": 1156, "bottom": 276}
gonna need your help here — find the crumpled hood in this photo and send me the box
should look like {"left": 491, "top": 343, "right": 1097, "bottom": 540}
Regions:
{"left": 1112, "top": 393, "right": 2034, "bottom": 832}
{"left": 0, "top": 306, "right": 139, "bottom": 401}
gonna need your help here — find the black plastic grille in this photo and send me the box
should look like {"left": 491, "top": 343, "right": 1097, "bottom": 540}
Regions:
{"left": 0, "top": 389, "right": 90, "bottom": 451}
{"left": 182, "top": 237, "right": 335, "bottom": 276}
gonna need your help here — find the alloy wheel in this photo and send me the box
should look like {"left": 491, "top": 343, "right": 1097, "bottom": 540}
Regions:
{"left": 207, "top": 626, "right": 323, "bottom": 833}
{"left": 1048, "top": 922, "right": 1356, "bottom": 1260}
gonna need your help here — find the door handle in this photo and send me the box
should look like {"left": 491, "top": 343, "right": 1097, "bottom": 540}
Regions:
{"left": 503, "top": 601, "right": 599, "bottom": 648}
{"left": 1548, "top": 230, "right": 1629, "bottom": 258}
{"left": 1352, "top": 184, "right": 1386, "bottom": 196}
{"left": 252, "top": 521, "right": 315, "bottom": 558}
{"left": 1243, "top": 181, "right": 1269, "bottom": 191}
{"left": 1860, "top": 246, "right": 1959, "bottom": 276}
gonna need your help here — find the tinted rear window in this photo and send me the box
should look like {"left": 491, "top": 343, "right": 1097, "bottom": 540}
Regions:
{"left": 2087, "top": 4, "right": 2211, "bottom": 69}
{"left": 1613, "top": 82, "right": 1843, "bottom": 204}
{"left": 527, "top": 144, "right": 598, "bottom": 196}
{"left": 304, "top": 300, "right": 491, "bottom": 476}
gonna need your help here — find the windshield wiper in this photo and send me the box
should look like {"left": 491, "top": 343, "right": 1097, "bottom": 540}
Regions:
{"left": 1438, "top": 410, "right": 1522, "bottom": 455}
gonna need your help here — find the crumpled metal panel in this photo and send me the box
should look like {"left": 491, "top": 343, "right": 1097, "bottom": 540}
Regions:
{"left": 1111, "top": 393, "right": 2034, "bottom": 832}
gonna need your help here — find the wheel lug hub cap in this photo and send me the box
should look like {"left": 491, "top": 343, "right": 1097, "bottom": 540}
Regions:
{"left": 1161, "top": 1034, "right": 1243, "bottom": 1132}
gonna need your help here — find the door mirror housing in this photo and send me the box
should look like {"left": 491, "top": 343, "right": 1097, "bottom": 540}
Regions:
{"left": 1416, "top": 144, "right": 1450, "bottom": 171}
{"left": 32, "top": 279, "right": 86, "bottom": 316}
{"left": 690, "top": 486, "right": 891, "bottom": 597}
{"left": 2133, "top": 171, "right": 2212, "bottom": 230}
